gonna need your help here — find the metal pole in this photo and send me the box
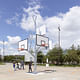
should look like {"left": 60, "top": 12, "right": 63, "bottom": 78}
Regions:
{"left": 58, "top": 25, "right": 60, "bottom": 49}
{"left": 58, "top": 25, "right": 61, "bottom": 64}
{"left": 0, "top": 49, "right": 1, "bottom": 60}
{"left": 2, "top": 40, "right": 5, "bottom": 61}
{"left": 32, "top": 15, "right": 37, "bottom": 73}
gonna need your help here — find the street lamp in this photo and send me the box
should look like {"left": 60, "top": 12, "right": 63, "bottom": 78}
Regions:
{"left": 58, "top": 24, "right": 61, "bottom": 64}
{"left": 58, "top": 24, "right": 61, "bottom": 49}
{"left": 2, "top": 40, "right": 5, "bottom": 61}
{"left": 0, "top": 49, "right": 1, "bottom": 59}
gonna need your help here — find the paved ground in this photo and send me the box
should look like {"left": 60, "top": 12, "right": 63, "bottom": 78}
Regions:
{"left": 0, "top": 63, "right": 80, "bottom": 80}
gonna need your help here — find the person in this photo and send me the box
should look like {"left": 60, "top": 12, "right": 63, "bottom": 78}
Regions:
{"left": 22, "top": 60, "right": 24, "bottom": 70}
{"left": 16, "top": 62, "right": 20, "bottom": 70}
{"left": 29, "top": 62, "right": 32, "bottom": 73}
{"left": 20, "top": 60, "right": 24, "bottom": 70}
{"left": 13, "top": 61, "right": 16, "bottom": 71}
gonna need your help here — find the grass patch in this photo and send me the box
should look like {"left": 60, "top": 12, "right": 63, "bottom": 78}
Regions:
{"left": 0, "top": 62, "right": 5, "bottom": 65}
{"left": 49, "top": 64, "right": 80, "bottom": 67}
{"left": 37, "top": 64, "right": 46, "bottom": 66}
{"left": 37, "top": 63, "right": 80, "bottom": 67}
{"left": 60, "top": 64, "right": 80, "bottom": 67}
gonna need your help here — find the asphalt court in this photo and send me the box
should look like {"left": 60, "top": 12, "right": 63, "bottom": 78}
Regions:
{"left": 0, "top": 63, "right": 80, "bottom": 80}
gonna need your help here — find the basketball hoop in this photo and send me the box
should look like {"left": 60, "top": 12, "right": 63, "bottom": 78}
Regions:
{"left": 41, "top": 43, "right": 48, "bottom": 49}
{"left": 18, "top": 48, "right": 24, "bottom": 51}
{"left": 41, "top": 44, "right": 45, "bottom": 46}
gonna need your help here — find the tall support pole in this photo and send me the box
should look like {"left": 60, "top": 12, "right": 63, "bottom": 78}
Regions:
{"left": 32, "top": 15, "right": 37, "bottom": 73}
{"left": 2, "top": 40, "right": 5, "bottom": 61}
{"left": 58, "top": 25, "right": 61, "bottom": 64}
{"left": 0, "top": 49, "right": 1, "bottom": 60}
{"left": 58, "top": 24, "right": 60, "bottom": 49}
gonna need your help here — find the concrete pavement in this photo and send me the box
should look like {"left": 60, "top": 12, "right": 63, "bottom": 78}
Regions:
{"left": 0, "top": 63, "right": 80, "bottom": 80}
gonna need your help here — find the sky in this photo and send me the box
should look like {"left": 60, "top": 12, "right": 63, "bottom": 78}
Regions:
{"left": 0, "top": 0, "right": 80, "bottom": 55}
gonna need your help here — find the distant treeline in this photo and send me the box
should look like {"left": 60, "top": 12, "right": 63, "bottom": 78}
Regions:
{"left": 0, "top": 44, "right": 80, "bottom": 66}
{"left": 0, "top": 55, "right": 24, "bottom": 62}
{"left": 37, "top": 44, "right": 80, "bottom": 65}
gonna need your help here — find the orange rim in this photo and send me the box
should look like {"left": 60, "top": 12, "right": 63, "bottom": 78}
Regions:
{"left": 41, "top": 44, "right": 45, "bottom": 46}
{"left": 41, "top": 44, "right": 48, "bottom": 47}
{"left": 18, "top": 48, "right": 24, "bottom": 51}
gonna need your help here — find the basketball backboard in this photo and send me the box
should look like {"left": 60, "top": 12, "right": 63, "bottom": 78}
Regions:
{"left": 36, "top": 34, "right": 49, "bottom": 48}
{"left": 18, "top": 39, "right": 28, "bottom": 51}
{"left": 25, "top": 51, "right": 34, "bottom": 62}
{"left": 36, "top": 25, "right": 46, "bottom": 35}
{"left": 49, "top": 40, "right": 53, "bottom": 50}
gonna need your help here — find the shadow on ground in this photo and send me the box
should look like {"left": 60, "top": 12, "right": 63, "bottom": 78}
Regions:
{"left": 40, "top": 69, "right": 56, "bottom": 73}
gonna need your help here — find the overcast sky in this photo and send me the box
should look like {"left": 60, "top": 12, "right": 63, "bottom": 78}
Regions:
{"left": 0, "top": 0, "right": 80, "bottom": 55}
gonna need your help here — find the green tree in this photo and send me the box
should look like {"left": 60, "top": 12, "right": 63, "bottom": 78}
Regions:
{"left": 77, "top": 45, "right": 80, "bottom": 56}
{"left": 47, "top": 47, "right": 63, "bottom": 65}
{"left": 65, "top": 44, "right": 79, "bottom": 65}
{"left": 37, "top": 51, "right": 44, "bottom": 63}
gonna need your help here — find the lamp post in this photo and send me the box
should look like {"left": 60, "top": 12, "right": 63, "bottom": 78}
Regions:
{"left": 2, "top": 40, "right": 5, "bottom": 61}
{"left": 58, "top": 24, "right": 60, "bottom": 49}
{"left": 58, "top": 24, "right": 61, "bottom": 64}
{"left": 0, "top": 49, "right": 1, "bottom": 60}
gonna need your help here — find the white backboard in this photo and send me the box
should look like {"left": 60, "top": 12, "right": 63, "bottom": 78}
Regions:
{"left": 49, "top": 40, "right": 53, "bottom": 50}
{"left": 36, "top": 25, "right": 46, "bottom": 35}
{"left": 19, "top": 39, "right": 28, "bottom": 51}
{"left": 25, "top": 51, "right": 34, "bottom": 62}
{"left": 36, "top": 34, "right": 49, "bottom": 47}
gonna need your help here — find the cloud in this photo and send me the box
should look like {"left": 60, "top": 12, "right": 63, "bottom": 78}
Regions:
{"left": 6, "top": 19, "right": 12, "bottom": 24}
{"left": 20, "top": 14, "right": 35, "bottom": 31}
{"left": 26, "top": 0, "right": 40, "bottom": 7}
{"left": 0, "top": 36, "right": 21, "bottom": 46}
{"left": 7, "top": 36, "right": 21, "bottom": 44}
{"left": 62, "top": 6, "right": 80, "bottom": 31}
{"left": 45, "top": 6, "right": 80, "bottom": 49}
{"left": 0, "top": 41, "right": 8, "bottom": 45}
{"left": 20, "top": 1, "right": 80, "bottom": 49}
{"left": 0, "top": 36, "right": 22, "bottom": 55}
{"left": 20, "top": 1, "right": 43, "bottom": 31}
{"left": 5, "top": 0, "right": 80, "bottom": 49}
{"left": 23, "top": 5, "right": 40, "bottom": 14}
{"left": 6, "top": 13, "right": 20, "bottom": 25}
